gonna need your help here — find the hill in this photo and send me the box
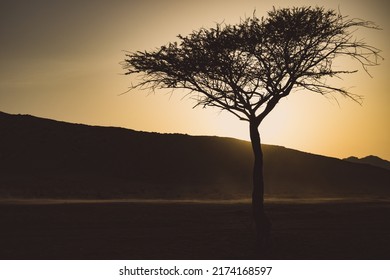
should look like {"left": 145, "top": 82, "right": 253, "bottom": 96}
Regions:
{"left": 344, "top": 156, "right": 390, "bottom": 171}
{"left": 1, "top": 111, "right": 389, "bottom": 199}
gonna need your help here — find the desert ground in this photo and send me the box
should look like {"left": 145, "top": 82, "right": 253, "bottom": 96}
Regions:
{"left": 0, "top": 198, "right": 389, "bottom": 260}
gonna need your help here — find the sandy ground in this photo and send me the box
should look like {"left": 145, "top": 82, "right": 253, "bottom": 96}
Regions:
{"left": 0, "top": 199, "right": 389, "bottom": 260}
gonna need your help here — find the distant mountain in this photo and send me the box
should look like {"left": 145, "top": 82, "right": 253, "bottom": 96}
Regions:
{"left": 1, "top": 111, "right": 389, "bottom": 199}
{"left": 344, "top": 156, "right": 390, "bottom": 171}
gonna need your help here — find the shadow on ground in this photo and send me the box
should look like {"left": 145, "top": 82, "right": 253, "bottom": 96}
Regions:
{"left": 0, "top": 200, "right": 389, "bottom": 259}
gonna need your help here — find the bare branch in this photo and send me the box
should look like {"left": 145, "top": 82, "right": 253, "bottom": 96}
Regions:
{"left": 122, "top": 6, "right": 381, "bottom": 126}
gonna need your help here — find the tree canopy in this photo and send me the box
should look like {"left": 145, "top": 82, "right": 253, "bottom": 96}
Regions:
{"left": 123, "top": 6, "right": 381, "bottom": 127}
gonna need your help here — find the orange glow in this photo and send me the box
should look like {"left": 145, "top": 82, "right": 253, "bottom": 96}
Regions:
{"left": 0, "top": 0, "right": 388, "bottom": 160}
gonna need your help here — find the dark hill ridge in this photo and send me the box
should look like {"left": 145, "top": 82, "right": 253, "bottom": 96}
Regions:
{"left": 343, "top": 156, "right": 390, "bottom": 171}
{"left": 1, "top": 111, "right": 389, "bottom": 199}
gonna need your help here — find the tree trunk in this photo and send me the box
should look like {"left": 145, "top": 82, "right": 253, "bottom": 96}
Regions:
{"left": 249, "top": 121, "right": 272, "bottom": 258}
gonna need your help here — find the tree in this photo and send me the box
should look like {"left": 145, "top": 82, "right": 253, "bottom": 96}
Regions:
{"left": 122, "top": 6, "right": 381, "bottom": 256}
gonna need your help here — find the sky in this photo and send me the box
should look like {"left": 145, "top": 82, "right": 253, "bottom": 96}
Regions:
{"left": 0, "top": 0, "right": 389, "bottom": 161}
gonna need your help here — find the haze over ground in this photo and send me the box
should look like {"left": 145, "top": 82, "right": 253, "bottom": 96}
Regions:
{"left": 1, "top": 112, "right": 389, "bottom": 200}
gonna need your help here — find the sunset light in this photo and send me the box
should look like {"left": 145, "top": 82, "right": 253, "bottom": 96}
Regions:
{"left": 1, "top": 0, "right": 390, "bottom": 267}
{"left": 1, "top": 0, "right": 388, "bottom": 160}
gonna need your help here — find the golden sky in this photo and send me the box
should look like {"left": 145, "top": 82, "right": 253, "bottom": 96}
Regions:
{"left": 0, "top": 0, "right": 389, "bottom": 160}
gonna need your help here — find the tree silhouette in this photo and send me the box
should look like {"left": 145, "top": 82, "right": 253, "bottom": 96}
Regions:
{"left": 122, "top": 6, "right": 381, "bottom": 256}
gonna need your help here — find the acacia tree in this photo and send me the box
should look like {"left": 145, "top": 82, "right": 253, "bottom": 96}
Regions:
{"left": 123, "top": 7, "right": 381, "bottom": 255}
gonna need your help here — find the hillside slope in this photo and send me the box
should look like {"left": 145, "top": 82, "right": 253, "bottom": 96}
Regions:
{"left": 1, "top": 112, "right": 389, "bottom": 199}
